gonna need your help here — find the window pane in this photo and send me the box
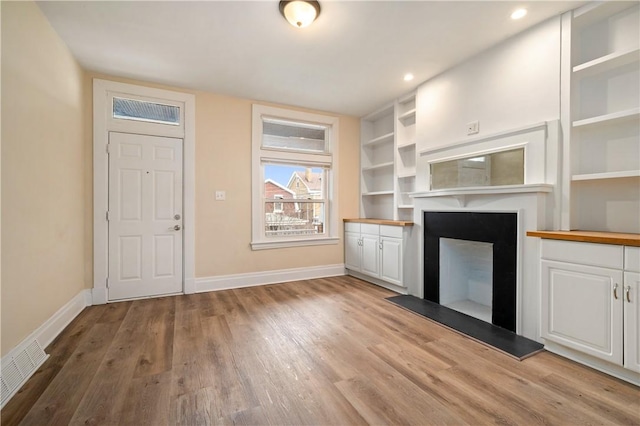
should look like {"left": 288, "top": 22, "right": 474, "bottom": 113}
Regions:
{"left": 262, "top": 119, "right": 327, "bottom": 153}
{"left": 430, "top": 148, "right": 524, "bottom": 190}
{"left": 113, "top": 97, "right": 180, "bottom": 125}
{"left": 264, "top": 164, "right": 326, "bottom": 237}
{"left": 265, "top": 201, "right": 325, "bottom": 237}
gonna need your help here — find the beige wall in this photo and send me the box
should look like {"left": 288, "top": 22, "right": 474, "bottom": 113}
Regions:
{"left": 1, "top": 2, "right": 87, "bottom": 356}
{"left": 1, "top": 2, "right": 359, "bottom": 357}
{"left": 193, "top": 92, "right": 360, "bottom": 276}
{"left": 83, "top": 72, "right": 360, "bottom": 279}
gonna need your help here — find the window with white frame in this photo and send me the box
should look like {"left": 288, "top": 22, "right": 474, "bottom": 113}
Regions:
{"left": 252, "top": 105, "right": 339, "bottom": 250}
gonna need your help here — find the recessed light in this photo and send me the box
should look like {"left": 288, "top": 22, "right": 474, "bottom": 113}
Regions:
{"left": 404, "top": 73, "right": 414, "bottom": 82}
{"left": 511, "top": 8, "right": 527, "bottom": 20}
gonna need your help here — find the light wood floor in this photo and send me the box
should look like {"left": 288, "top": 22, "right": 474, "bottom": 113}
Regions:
{"left": 3, "top": 276, "right": 639, "bottom": 425}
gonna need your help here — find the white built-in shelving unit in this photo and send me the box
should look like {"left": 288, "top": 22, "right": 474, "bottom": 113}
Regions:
{"left": 360, "top": 91, "right": 418, "bottom": 220}
{"left": 361, "top": 104, "right": 395, "bottom": 218}
{"left": 562, "top": 2, "right": 640, "bottom": 233}
{"left": 395, "top": 92, "right": 417, "bottom": 221}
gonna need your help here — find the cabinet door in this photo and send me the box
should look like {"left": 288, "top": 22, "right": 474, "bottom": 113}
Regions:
{"left": 541, "top": 260, "right": 623, "bottom": 365}
{"left": 361, "top": 233, "right": 380, "bottom": 277}
{"left": 624, "top": 272, "right": 640, "bottom": 373}
{"left": 344, "top": 232, "right": 361, "bottom": 271}
{"left": 380, "top": 237, "right": 403, "bottom": 286}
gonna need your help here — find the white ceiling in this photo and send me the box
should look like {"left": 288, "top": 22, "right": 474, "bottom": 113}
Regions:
{"left": 37, "top": 1, "right": 584, "bottom": 117}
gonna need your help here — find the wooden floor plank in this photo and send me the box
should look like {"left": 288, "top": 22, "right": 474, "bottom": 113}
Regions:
{"left": 3, "top": 276, "right": 639, "bottom": 426}
{"left": 0, "top": 305, "right": 110, "bottom": 426}
{"left": 69, "top": 299, "right": 154, "bottom": 425}
{"left": 133, "top": 296, "right": 176, "bottom": 378}
{"left": 17, "top": 321, "right": 123, "bottom": 425}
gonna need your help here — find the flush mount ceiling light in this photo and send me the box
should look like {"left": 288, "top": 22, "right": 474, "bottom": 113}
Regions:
{"left": 279, "top": 1, "right": 321, "bottom": 28}
{"left": 404, "top": 73, "right": 414, "bottom": 82}
{"left": 511, "top": 8, "right": 527, "bottom": 20}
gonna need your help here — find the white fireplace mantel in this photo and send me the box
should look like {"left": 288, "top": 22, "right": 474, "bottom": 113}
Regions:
{"left": 411, "top": 184, "right": 553, "bottom": 207}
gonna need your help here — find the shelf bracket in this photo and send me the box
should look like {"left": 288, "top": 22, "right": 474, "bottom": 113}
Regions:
{"left": 453, "top": 195, "right": 467, "bottom": 207}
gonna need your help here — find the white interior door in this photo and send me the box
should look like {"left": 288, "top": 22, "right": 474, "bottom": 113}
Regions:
{"left": 108, "top": 132, "right": 183, "bottom": 300}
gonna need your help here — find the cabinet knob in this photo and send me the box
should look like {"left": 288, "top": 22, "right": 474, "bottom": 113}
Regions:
{"left": 613, "top": 283, "right": 619, "bottom": 300}
{"left": 625, "top": 286, "right": 631, "bottom": 303}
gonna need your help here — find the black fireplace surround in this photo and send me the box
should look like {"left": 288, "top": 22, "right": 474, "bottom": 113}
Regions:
{"left": 423, "top": 211, "right": 517, "bottom": 332}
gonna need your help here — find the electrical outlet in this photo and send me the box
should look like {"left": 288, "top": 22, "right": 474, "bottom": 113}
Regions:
{"left": 467, "top": 120, "right": 479, "bottom": 135}
{"left": 215, "top": 190, "right": 226, "bottom": 201}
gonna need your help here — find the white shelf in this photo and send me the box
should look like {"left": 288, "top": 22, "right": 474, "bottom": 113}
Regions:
{"left": 573, "top": 48, "right": 639, "bottom": 77}
{"left": 362, "top": 191, "right": 394, "bottom": 196}
{"left": 363, "top": 104, "right": 394, "bottom": 122}
{"left": 397, "top": 171, "right": 416, "bottom": 179}
{"left": 572, "top": 108, "right": 640, "bottom": 128}
{"left": 364, "top": 132, "right": 394, "bottom": 147}
{"left": 398, "top": 92, "right": 416, "bottom": 105}
{"left": 397, "top": 205, "right": 414, "bottom": 209}
{"left": 362, "top": 161, "right": 394, "bottom": 172}
{"left": 572, "top": 170, "right": 640, "bottom": 181}
{"left": 573, "top": 1, "right": 637, "bottom": 28}
{"left": 398, "top": 109, "right": 416, "bottom": 123}
{"left": 397, "top": 141, "right": 416, "bottom": 149}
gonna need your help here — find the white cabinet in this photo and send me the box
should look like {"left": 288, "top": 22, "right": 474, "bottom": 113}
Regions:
{"left": 380, "top": 236, "right": 403, "bottom": 286}
{"left": 344, "top": 231, "right": 361, "bottom": 271}
{"left": 361, "top": 230, "right": 380, "bottom": 277}
{"left": 542, "top": 259, "right": 623, "bottom": 364}
{"left": 541, "top": 239, "right": 640, "bottom": 382}
{"left": 344, "top": 222, "right": 412, "bottom": 291}
{"left": 561, "top": 3, "right": 640, "bottom": 233}
{"left": 624, "top": 271, "right": 640, "bottom": 373}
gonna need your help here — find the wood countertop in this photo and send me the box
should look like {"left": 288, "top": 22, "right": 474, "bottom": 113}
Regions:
{"left": 526, "top": 230, "right": 640, "bottom": 246}
{"left": 343, "top": 218, "right": 414, "bottom": 227}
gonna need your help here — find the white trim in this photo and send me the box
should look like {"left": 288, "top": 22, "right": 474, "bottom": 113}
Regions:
{"left": 251, "top": 237, "right": 340, "bottom": 251}
{"left": 418, "top": 122, "right": 548, "bottom": 157}
{"left": 1, "top": 289, "right": 91, "bottom": 407}
{"left": 36, "top": 290, "right": 93, "bottom": 350}
{"left": 195, "top": 264, "right": 346, "bottom": 293}
{"left": 544, "top": 341, "right": 640, "bottom": 386}
{"left": 347, "top": 270, "right": 409, "bottom": 295}
{"left": 92, "top": 79, "right": 196, "bottom": 303}
{"left": 411, "top": 184, "right": 553, "bottom": 199}
{"left": 560, "top": 11, "right": 572, "bottom": 231}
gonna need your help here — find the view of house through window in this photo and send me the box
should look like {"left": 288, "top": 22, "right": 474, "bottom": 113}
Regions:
{"left": 264, "top": 165, "right": 326, "bottom": 237}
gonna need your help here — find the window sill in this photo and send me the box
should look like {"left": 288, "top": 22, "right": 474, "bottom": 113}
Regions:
{"left": 251, "top": 237, "right": 340, "bottom": 251}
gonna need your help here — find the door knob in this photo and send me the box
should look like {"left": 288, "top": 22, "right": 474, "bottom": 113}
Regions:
{"left": 174, "top": 225, "right": 181, "bottom": 231}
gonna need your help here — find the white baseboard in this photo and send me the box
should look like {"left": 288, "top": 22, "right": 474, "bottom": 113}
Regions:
{"left": 195, "top": 264, "right": 346, "bottom": 293}
{"left": 184, "top": 277, "right": 196, "bottom": 295}
{"left": 544, "top": 341, "right": 640, "bottom": 386}
{"left": 1, "top": 289, "right": 92, "bottom": 408}
{"left": 37, "top": 289, "right": 93, "bottom": 350}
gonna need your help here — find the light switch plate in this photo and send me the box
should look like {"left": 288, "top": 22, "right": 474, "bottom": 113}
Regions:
{"left": 215, "top": 190, "right": 226, "bottom": 201}
{"left": 467, "top": 120, "right": 480, "bottom": 135}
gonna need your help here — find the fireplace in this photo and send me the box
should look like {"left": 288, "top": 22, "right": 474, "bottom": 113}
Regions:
{"left": 424, "top": 211, "right": 517, "bottom": 331}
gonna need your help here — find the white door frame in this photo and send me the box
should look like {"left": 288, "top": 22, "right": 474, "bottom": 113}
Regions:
{"left": 93, "top": 79, "right": 196, "bottom": 304}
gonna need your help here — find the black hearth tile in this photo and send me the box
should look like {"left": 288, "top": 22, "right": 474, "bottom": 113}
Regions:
{"left": 386, "top": 295, "right": 543, "bottom": 360}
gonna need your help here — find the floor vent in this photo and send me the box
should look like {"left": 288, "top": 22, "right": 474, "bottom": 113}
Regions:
{"left": 1, "top": 340, "right": 48, "bottom": 408}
